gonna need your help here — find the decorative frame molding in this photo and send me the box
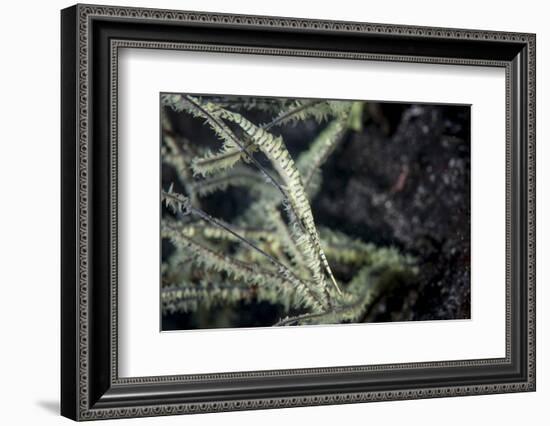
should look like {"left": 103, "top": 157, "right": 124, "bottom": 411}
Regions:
{"left": 61, "top": 3, "right": 535, "bottom": 421}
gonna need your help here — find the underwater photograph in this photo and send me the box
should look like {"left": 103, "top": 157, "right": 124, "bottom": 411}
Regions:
{"left": 160, "top": 94, "right": 471, "bottom": 331}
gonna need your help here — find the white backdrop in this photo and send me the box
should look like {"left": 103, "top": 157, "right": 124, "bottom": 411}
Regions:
{"left": 119, "top": 50, "right": 506, "bottom": 376}
{"left": 0, "top": 0, "right": 547, "bottom": 425}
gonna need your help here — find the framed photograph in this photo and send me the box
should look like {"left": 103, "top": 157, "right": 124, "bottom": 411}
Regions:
{"left": 61, "top": 4, "right": 536, "bottom": 421}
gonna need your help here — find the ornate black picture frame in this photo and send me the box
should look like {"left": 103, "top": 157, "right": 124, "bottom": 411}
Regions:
{"left": 61, "top": 4, "right": 536, "bottom": 421}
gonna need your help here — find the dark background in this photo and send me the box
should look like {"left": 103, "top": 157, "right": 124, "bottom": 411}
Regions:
{"left": 162, "top": 97, "right": 470, "bottom": 330}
